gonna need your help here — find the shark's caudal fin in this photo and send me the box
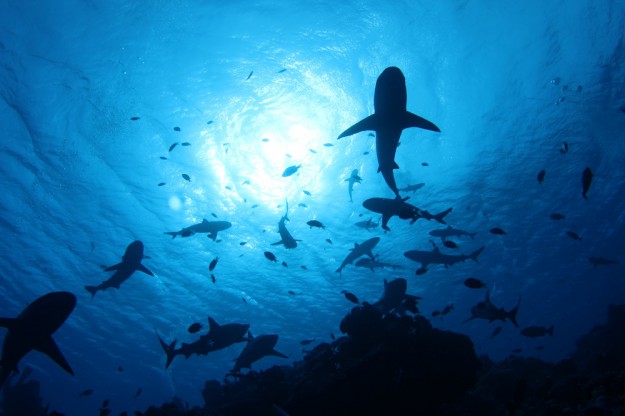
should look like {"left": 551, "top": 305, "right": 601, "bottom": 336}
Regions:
{"left": 402, "top": 111, "right": 441, "bottom": 132}
{"left": 337, "top": 114, "right": 378, "bottom": 139}
{"left": 34, "top": 337, "right": 74, "bottom": 376}
{"left": 155, "top": 330, "right": 177, "bottom": 369}
{"left": 84, "top": 286, "right": 98, "bottom": 299}
{"left": 469, "top": 246, "right": 485, "bottom": 262}
{"left": 432, "top": 207, "right": 453, "bottom": 224}
{"left": 507, "top": 305, "right": 520, "bottom": 328}
{"left": 164, "top": 232, "right": 178, "bottom": 239}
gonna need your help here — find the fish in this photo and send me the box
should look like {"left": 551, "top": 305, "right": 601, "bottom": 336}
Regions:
{"left": 173, "top": 127, "right": 181, "bottom": 132}
{"left": 130, "top": 116, "right": 140, "bottom": 120}
{"left": 303, "top": 190, "right": 311, "bottom": 196}
{"left": 239, "top": 242, "right": 247, "bottom": 245}
{"left": 288, "top": 291, "right": 296, "bottom": 295}
{"left": 520, "top": 326, "right": 554, "bottom": 338}
{"left": 344, "top": 169, "right": 362, "bottom": 202}
{"left": 306, "top": 220, "right": 325, "bottom": 229}
{"left": 158, "top": 182, "right": 166, "bottom": 186}
{"left": 363, "top": 197, "right": 452, "bottom": 231}
{"left": 159, "top": 157, "right": 167, "bottom": 160}
{"left": 441, "top": 304, "right": 454, "bottom": 315}
{"left": 537, "top": 169, "right": 546, "bottom": 184}
{"left": 363, "top": 151, "right": 369, "bottom": 155}
{"left": 341, "top": 290, "right": 359, "bottom": 304}
{"left": 464, "top": 277, "right": 487, "bottom": 289}
{"left": 85, "top": 241, "right": 154, "bottom": 298}
{"left": 490, "top": 326, "right": 503, "bottom": 339}
{"left": 165, "top": 219, "right": 232, "bottom": 241}
{"left": 325, "top": 239, "right": 332, "bottom": 245}
{"left": 182, "top": 174, "right": 191, "bottom": 182}
{"left": 463, "top": 290, "right": 520, "bottom": 327}
{"left": 181, "top": 142, "right": 191, "bottom": 146}
{"left": 117, "top": 366, "right": 123, "bottom": 372}
{"left": 210, "top": 274, "right": 216, "bottom": 283}
{"left": 582, "top": 167, "right": 593, "bottom": 200}
{"left": 169, "top": 143, "right": 178, "bottom": 152}
{"left": 415, "top": 267, "right": 428, "bottom": 275}
{"left": 277, "top": 68, "right": 287, "bottom": 73}
{"left": 281, "top": 261, "right": 288, "bottom": 268}
{"left": 490, "top": 227, "right": 506, "bottom": 235}
{"left": 0, "top": 292, "right": 76, "bottom": 385}
{"left": 336, "top": 237, "right": 380, "bottom": 276}
{"left": 246, "top": 71, "right": 253, "bottom": 80}
{"left": 323, "top": 143, "right": 334, "bottom": 147}
{"left": 209, "top": 256, "right": 219, "bottom": 271}
{"left": 443, "top": 240, "right": 458, "bottom": 249}
{"left": 207, "top": 120, "right": 214, "bottom": 125}
{"left": 79, "top": 389, "right": 94, "bottom": 397}
{"left": 301, "top": 265, "right": 308, "bottom": 270}
{"left": 134, "top": 388, "right": 142, "bottom": 399}
{"left": 251, "top": 204, "right": 259, "bottom": 209}
{"left": 187, "top": 323, "right": 203, "bottom": 334}
{"left": 271, "top": 201, "right": 301, "bottom": 249}
{"left": 560, "top": 141, "right": 569, "bottom": 154}
{"left": 262, "top": 138, "right": 270, "bottom": 142}
{"left": 550, "top": 213, "right": 565, "bottom": 220}
{"left": 156, "top": 318, "right": 249, "bottom": 368}
{"left": 404, "top": 245, "right": 485, "bottom": 270}
{"left": 337, "top": 67, "right": 440, "bottom": 199}
{"left": 429, "top": 225, "right": 477, "bottom": 241}
{"left": 231, "top": 332, "right": 287, "bottom": 374}
{"left": 298, "top": 203, "right": 307, "bottom": 208}
{"left": 566, "top": 231, "right": 582, "bottom": 241}
{"left": 354, "top": 257, "right": 402, "bottom": 272}
{"left": 264, "top": 251, "right": 278, "bottom": 262}
{"left": 282, "top": 165, "right": 302, "bottom": 177}
{"left": 398, "top": 183, "right": 425, "bottom": 193}
{"left": 355, "top": 217, "right": 379, "bottom": 232}
{"left": 588, "top": 256, "right": 618, "bottom": 267}
{"left": 309, "top": 148, "right": 317, "bottom": 154}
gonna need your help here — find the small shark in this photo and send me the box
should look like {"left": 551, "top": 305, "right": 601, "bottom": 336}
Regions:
{"left": 271, "top": 200, "right": 301, "bottom": 249}
{"left": 85, "top": 241, "right": 154, "bottom": 298}
{"left": 336, "top": 237, "right": 380, "bottom": 275}
{"left": 372, "top": 278, "right": 421, "bottom": 315}
{"left": 165, "top": 219, "right": 232, "bottom": 241}
{"left": 463, "top": 290, "right": 520, "bottom": 327}
{"left": 344, "top": 169, "right": 362, "bottom": 202}
{"left": 589, "top": 256, "right": 619, "bottom": 267}
{"left": 337, "top": 67, "right": 440, "bottom": 199}
{"left": 156, "top": 317, "right": 249, "bottom": 369}
{"left": 0, "top": 291, "right": 76, "bottom": 385}
{"left": 429, "top": 225, "right": 477, "bottom": 241}
{"left": 404, "top": 245, "right": 485, "bottom": 269}
{"left": 398, "top": 183, "right": 425, "bottom": 193}
{"left": 231, "top": 332, "right": 287, "bottom": 374}
{"left": 355, "top": 217, "right": 380, "bottom": 232}
{"left": 354, "top": 257, "right": 402, "bottom": 272}
{"left": 363, "top": 197, "right": 452, "bottom": 231}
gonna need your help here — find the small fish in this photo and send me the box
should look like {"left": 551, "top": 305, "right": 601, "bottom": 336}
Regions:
{"left": 262, "top": 138, "right": 270, "bottom": 142}
{"left": 242, "top": 180, "right": 251, "bottom": 185}
{"left": 490, "top": 326, "right": 503, "bottom": 339}
{"left": 421, "top": 162, "right": 429, "bottom": 166}
{"left": 589, "top": 256, "right": 619, "bottom": 267}
{"left": 117, "top": 366, "right": 123, "bottom": 372}
{"left": 443, "top": 240, "right": 458, "bottom": 249}
{"left": 246, "top": 71, "right": 253, "bottom": 80}
{"left": 282, "top": 261, "right": 288, "bottom": 268}
{"left": 242, "top": 297, "right": 247, "bottom": 304}
{"left": 309, "top": 148, "right": 317, "bottom": 154}
{"left": 130, "top": 116, "right": 140, "bottom": 121}
{"left": 181, "top": 142, "right": 191, "bottom": 146}
{"left": 134, "top": 388, "right": 143, "bottom": 399}
{"left": 169, "top": 143, "right": 178, "bottom": 152}
{"left": 277, "top": 68, "right": 287, "bottom": 73}
{"left": 330, "top": 333, "right": 336, "bottom": 340}
{"left": 173, "top": 127, "right": 181, "bottom": 132}
{"left": 323, "top": 143, "right": 334, "bottom": 147}
{"left": 282, "top": 164, "right": 302, "bottom": 177}
{"left": 582, "top": 167, "right": 593, "bottom": 200}
{"left": 307, "top": 220, "right": 325, "bottom": 229}
{"left": 566, "top": 231, "right": 581, "bottom": 241}
{"left": 560, "top": 141, "right": 569, "bottom": 154}
{"left": 341, "top": 290, "right": 359, "bottom": 304}
{"left": 251, "top": 204, "right": 259, "bottom": 209}
{"left": 301, "top": 265, "right": 308, "bottom": 270}
{"left": 102, "top": 399, "right": 110, "bottom": 408}
{"left": 464, "top": 278, "right": 487, "bottom": 289}
{"left": 158, "top": 182, "right": 166, "bottom": 186}
{"left": 210, "top": 274, "right": 216, "bottom": 283}
{"left": 79, "top": 389, "right": 94, "bottom": 397}
{"left": 368, "top": 133, "right": 375, "bottom": 137}
{"left": 182, "top": 174, "right": 191, "bottom": 182}
{"left": 520, "top": 326, "right": 554, "bottom": 338}
{"left": 550, "top": 213, "right": 565, "bottom": 220}
{"left": 298, "top": 203, "right": 308, "bottom": 208}
{"left": 490, "top": 227, "right": 506, "bottom": 235}
{"left": 325, "top": 239, "right": 332, "bottom": 244}
{"left": 207, "top": 120, "right": 214, "bottom": 125}
{"left": 211, "top": 213, "right": 218, "bottom": 218}
{"left": 303, "top": 190, "right": 311, "bottom": 196}
{"left": 363, "top": 151, "right": 369, "bottom": 155}
{"left": 441, "top": 304, "right": 454, "bottom": 315}
{"left": 431, "top": 310, "right": 441, "bottom": 317}
{"left": 159, "top": 156, "right": 167, "bottom": 160}
{"left": 300, "top": 339, "right": 315, "bottom": 346}
{"left": 240, "top": 241, "right": 247, "bottom": 245}
{"left": 537, "top": 169, "right": 546, "bottom": 184}
{"left": 188, "top": 322, "right": 203, "bottom": 334}
{"left": 288, "top": 290, "right": 296, "bottom": 295}
{"left": 209, "top": 256, "right": 219, "bottom": 271}
{"left": 264, "top": 251, "right": 277, "bottom": 262}
{"left": 415, "top": 267, "right": 428, "bottom": 275}
{"left": 225, "top": 186, "right": 232, "bottom": 191}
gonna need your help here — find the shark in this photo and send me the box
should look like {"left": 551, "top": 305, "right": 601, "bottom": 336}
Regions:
{"left": 398, "top": 183, "right": 425, "bottom": 193}
{"left": 463, "top": 290, "right": 520, "bottom": 327}
{"left": 0, "top": 291, "right": 76, "bottom": 385}
{"left": 344, "top": 169, "right": 362, "bottom": 202}
{"left": 588, "top": 256, "right": 619, "bottom": 267}
{"left": 231, "top": 332, "right": 287, "bottom": 374}
{"left": 372, "top": 278, "right": 421, "bottom": 315}
{"left": 165, "top": 219, "right": 232, "bottom": 241}
{"left": 336, "top": 237, "right": 380, "bottom": 276}
{"left": 354, "top": 257, "right": 402, "bottom": 272}
{"left": 363, "top": 197, "right": 452, "bottom": 231}
{"left": 156, "top": 317, "right": 249, "bottom": 369}
{"left": 337, "top": 66, "right": 440, "bottom": 199}
{"left": 404, "top": 245, "right": 485, "bottom": 269}
{"left": 429, "top": 225, "right": 477, "bottom": 241}
{"left": 355, "top": 217, "right": 380, "bottom": 232}
{"left": 271, "top": 200, "right": 300, "bottom": 249}
{"left": 85, "top": 240, "right": 154, "bottom": 298}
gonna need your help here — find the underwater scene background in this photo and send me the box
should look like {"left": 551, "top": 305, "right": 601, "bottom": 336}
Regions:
{"left": 1, "top": 0, "right": 625, "bottom": 415}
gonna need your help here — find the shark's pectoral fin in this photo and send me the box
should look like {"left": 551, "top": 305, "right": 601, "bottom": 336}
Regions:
{"left": 381, "top": 213, "right": 391, "bottom": 231}
{"left": 271, "top": 240, "right": 283, "bottom": 246}
{"left": 35, "top": 337, "right": 74, "bottom": 376}
{"left": 270, "top": 349, "right": 288, "bottom": 359}
{"left": 366, "top": 250, "right": 375, "bottom": 261}
{"left": 338, "top": 114, "right": 378, "bottom": 139}
{"left": 377, "top": 161, "right": 399, "bottom": 173}
{"left": 104, "top": 263, "right": 121, "bottom": 272}
{"left": 137, "top": 264, "right": 155, "bottom": 276}
{"left": 403, "top": 111, "right": 440, "bottom": 133}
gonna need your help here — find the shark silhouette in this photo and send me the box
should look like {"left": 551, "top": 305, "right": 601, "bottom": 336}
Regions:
{"left": 463, "top": 290, "right": 520, "bottom": 327}
{"left": 85, "top": 240, "right": 154, "bottom": 298}
{"left": 336, "top": 237, "right": 380, "bottom": 275}
{"left": 429, "top": 225, "right": 477, "bottom": 241}
{"left": 271, "top": 201, "right": 300, "bottom": 249}
{"left": 354, "top": 257, "right": 402, "bottom": 272}
{"left": 337, "top": 67, "right": 440, "bottom": 199}
{"left": 231, "top": 332, "right": 287, "bottom": 374}
{"left": 156, "top": 317, "right": 249, "bottom": 368}
{"left": 0, "top": 291, "right": 76, "bottom": 385}
{"left": 354, "top": 217, "right": 380, "bottom": 232}
{"left": 165, "top": 219, "right": 232, "bottom": 241}
{"left": 372, "top": 278, "right": 421, "bottom": 315}
{"left": 404, "top": 245, "right": 485, "bottom": 269}
{"left": 344, "top": 169, "right": 362, "bottom": 202}
{"left": 363, "top": 197, "right": 452, "bottom": 231}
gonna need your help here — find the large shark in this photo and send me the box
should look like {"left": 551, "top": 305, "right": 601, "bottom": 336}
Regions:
{"left": 429, "top": 225, "right": 477, "bottom": 241}
{"left": 0, "top": 291, "right": 76, "bottom": 385}
{"left": 85, "top": 240, "right": 154, "bottom": 299}
{"left": 271, "top": 201, "right": 300, "bottom": 249}
{"left": 165, "top": 219, "right": 232, "bottom": 241}
{"left": 336, "top": 237, "right": 380, "bottom": 275}
{"left": 354, "top": 257, "right": 402, "bottom": 272}
{"left": 354, "top": 217, "right": 380, "bottom": 232}
{"left": 404, "top": 245, "right": 485, "bottom": 269}
{"left": 372, "top": 278, "right": 421, "bottom": 315}
{"left": 363, "top": 197, "right": 452, "bottom": 231}
{"left": 156, "top": 317, "right": 249, "bottom": 368}
{"left": 463, "top": 290, "right": 520, "bottom": 327}
{"left": 337, "top": 67, "right": 440, "bottom": 199}
{"left": 231, "top": 332, "right": 287, "bottom": 374}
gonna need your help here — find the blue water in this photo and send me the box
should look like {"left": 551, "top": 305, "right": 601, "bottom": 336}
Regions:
{"left": 1, "top": 1, "right": 624, "bottom": 414}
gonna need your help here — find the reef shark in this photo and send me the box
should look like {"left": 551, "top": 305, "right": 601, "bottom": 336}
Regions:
{"left": 354, "top": 257, "right": 402, "bottom": 272}
{"left": 336, "top": 237, "right": 380, "bottom": 275}
{"left": 0, "top": 291, "right": 76, "bottom": 385}
{"left": 372, "top": 278, "right": 421, "bottom": 315}
{"left": 404, "top": 245, "right": 485, "bottom": 269}
{"left": 463, "top": 290, "right": 520, "bottom": 327}
{"left": 429, "top": 225, "right": 477, "bottom": 241}
{"left": 363, "top": 197, "right": 452, "bottom": 231}
{"left": 337, "top": 66, "right": 440, "bottom": 199}
{"left": 271, "top": 200, "right": 300, "bottom": 249}
{"left": 156, "top": 317, "right": 249, "bottom": 368}
{"left": 231, "top": 332, "right": 287, "bottom": 374}
{"left": 85, "top": 240, "right": 154, "bottom": 299}
{"left": 165, "top": 219, "right": 232, "bottom": 241}
{"left": 344, "top": 169, "right": 362, "bottom": 202}
{"left": 355, "top": 217, "right": 380, "bottom": 232}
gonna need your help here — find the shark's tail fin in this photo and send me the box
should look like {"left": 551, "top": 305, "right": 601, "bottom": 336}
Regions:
{"left": 469, "top": 246, "right": 485, "bottom": 262}
{"left": 84, "top": 286, "right": 98, "bottom": 299}
{"left": 155, "top": 330, "right": 177, "bottom": 369}
{"left": 433, "top": 207, "right": 453, "bottom": 224}
{"left": 164, "top": 232, "right": 177, "bottom": 239}
{"left": 507, "top": 298, "right": 521, "bottom": 328}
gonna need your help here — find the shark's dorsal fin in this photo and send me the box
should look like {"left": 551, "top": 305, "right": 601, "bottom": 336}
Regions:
{"left": 34, "top": 337, "right": 74, "bottom": 376}
{"left": 208, "top": 317, "right": 219, "bottom": 331}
